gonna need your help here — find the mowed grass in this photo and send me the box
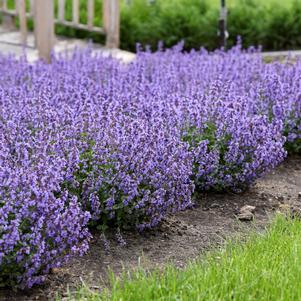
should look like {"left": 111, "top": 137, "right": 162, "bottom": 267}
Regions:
{"left": 65, "top": 215, "right": 301, "bottom": 301}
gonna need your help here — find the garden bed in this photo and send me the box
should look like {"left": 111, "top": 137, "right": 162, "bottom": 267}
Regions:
{"left": 1, "top": 155, "right": 300, "bottom": 301}
{"left": 0, "top": 44, "right": 300, "bottom": 299}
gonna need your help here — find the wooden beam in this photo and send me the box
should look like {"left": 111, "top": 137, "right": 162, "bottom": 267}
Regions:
{"left": 54, "top": 19, "right": 104, "bottom": 34}
{"left": 58, "top": 0, "right": 65, "bottom": 22}
{"left": 103, "top": 0, "right": 108, "bottom": 34}
{"left": 34, "top": 0, "right": 55, "bottom": 62}
{"left": 87, "top": 0, "right": 94, "bottom": 28}
{"left": 29, "top": 0, "right": 34, "bottom": 16}
{"left": 72, "top": 0, "right": 79, "bottom": 24}
{"left": 17, "top": 0, "right": 27, "bottom": 45}
{"left": 30, "top": 0, "right": 37, "bottom": 47}
{"left": 103, "top": 0, "right": 120, "bottom": 49}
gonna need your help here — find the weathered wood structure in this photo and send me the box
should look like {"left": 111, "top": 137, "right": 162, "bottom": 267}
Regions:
{"left": 0, "top": 0, "right": 120, "bottom": 62}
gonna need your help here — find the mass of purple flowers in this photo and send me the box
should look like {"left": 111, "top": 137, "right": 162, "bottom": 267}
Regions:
{"left": 0, "top": 43, "right": 300, "bottom": 288}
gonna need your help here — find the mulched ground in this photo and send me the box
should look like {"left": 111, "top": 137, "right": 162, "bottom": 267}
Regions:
{"left": 1, "top": 155, "right": 300, "bottom": 301}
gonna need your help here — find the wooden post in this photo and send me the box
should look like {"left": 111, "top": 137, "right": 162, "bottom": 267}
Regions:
{"left": 29, "top": 0, "right": 36, "bottom": 47}
{"left": 103, "top": 0, "right": 120, "bottom": 49}
{"left": 72, "top": 0, "right": 79, "bottom": 24}
{"left": 34, "top": 0, "right": 55, "bottom": 62}
{"left": 103, "top": 0, "right": 108, "bottom": 36}
{"left": 58, "top": 0, "right": 65, "bottom": 22}
{"left": 87, "top": 0, "right": 94, "bottom": 29}
{"left": 17, "top": 0, "right": 27, "bottom": 46}
{"left": 29, "top": 0, "right": 34, "bottom": 16}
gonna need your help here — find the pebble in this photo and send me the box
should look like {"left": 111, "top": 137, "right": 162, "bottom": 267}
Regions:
{"left": 50, "top": 267, "right": 60, "bottom": 274}
{"left": 239, "top": 205, "right": 256, "bottom": 214}
{"left": 237, "top": 204, "right": 256, "bottom": 221}
{"left": 237, "top": 212, "right": 254, "bottom": 221}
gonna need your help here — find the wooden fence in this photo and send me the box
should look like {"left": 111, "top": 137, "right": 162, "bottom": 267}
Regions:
{"left": 0, "top": 0, "right": 120, "bottom": 61}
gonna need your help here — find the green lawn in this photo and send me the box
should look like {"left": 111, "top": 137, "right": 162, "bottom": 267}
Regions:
{"left": 65, "top": 215, "right": 301, "bottom": 301}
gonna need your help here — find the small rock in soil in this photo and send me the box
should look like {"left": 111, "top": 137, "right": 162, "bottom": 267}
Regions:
{"left": 298, "top": 192, "right": 301, "bottom": 199}
{"left": 236, "top": 205, "right": 256, "bottom": 221}
{"left": 239, "top": 205, "right": 256, "bottom": 214}
{"left": 237, "top": 212, "right": 254, "bottom": 221}
{"left": 50, "top": 268, "right": 60, "bottom": 274}
{"left": 210, "top": 203, "right": 220, "bottom": 209}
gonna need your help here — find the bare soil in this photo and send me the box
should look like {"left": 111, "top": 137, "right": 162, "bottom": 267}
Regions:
{"left": 1, "top": 155, "right": 300, "bottom": 301}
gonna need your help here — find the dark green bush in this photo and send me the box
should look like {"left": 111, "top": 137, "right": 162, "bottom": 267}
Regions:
{"left": 120, "top": 0, "right": 219, "bottom": 51}
{"left": 119, "top": 0, "right": 301, "bottom": 52}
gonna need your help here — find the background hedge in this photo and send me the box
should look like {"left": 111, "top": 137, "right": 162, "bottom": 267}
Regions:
{"left": 5, "top": 0, "right": 301, "bottom": 52}
{"left": 54, "top": 0, "right": 301, "bottom": 52}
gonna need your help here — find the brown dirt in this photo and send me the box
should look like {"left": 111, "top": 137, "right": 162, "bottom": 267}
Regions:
{"left": 1, "top": 155, "right": 300, "bottom": 301}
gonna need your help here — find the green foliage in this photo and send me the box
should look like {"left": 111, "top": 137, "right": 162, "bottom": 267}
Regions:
{"left": 182, "top": 123, "right": 218, "bottom": 149}
{"left": 61, "top": 141, "right": 153, "bottom": 232}
{"left": 286, "top": 139, "right": 301, "bottom": 154}
{"left": 182, "top": 123, "right": 252, "bottom": 192}
{"left": 64, "top": 215, "right": 301, "bottom": 301}
{"left": 6, "top": 0, "right": 301, "bottom": 51}
{"left": 263, "top": 1, "right": 301, "bottom": 51}
{"left": 119, "top": 0, "right": 301, "bottom": 52}
{"left": 284, "top": 130, "right": 301, "bottom": 155}
{"left": 227, "top": 0, "right": 267, "bottom": 49}
{"left": 120, "top": 0, "right": 219, "bottom": 51}
{"left": 226, "top": 0, "right": 301, "bottom": 50}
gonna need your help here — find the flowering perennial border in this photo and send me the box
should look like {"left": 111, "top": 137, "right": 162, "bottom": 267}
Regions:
{"left": 0, "top": 44, "right": 300, "bottom": 288}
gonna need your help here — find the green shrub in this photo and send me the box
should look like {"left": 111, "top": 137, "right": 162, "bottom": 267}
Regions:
{"left": 227, "top": 0, "right": 267, "bottom": 49}
{"left": 120, "top": 0, "right": 219, "bottom": 51}
{"left": 120, "top": 0, "right": 301, "bottom": 52}
{"left": 7, "top": 0, "right": 301, "bottom": 51}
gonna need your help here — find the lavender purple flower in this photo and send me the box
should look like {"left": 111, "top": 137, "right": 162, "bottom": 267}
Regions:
{"left": 0, "top": 42, "right": 299, "bottom": 288}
